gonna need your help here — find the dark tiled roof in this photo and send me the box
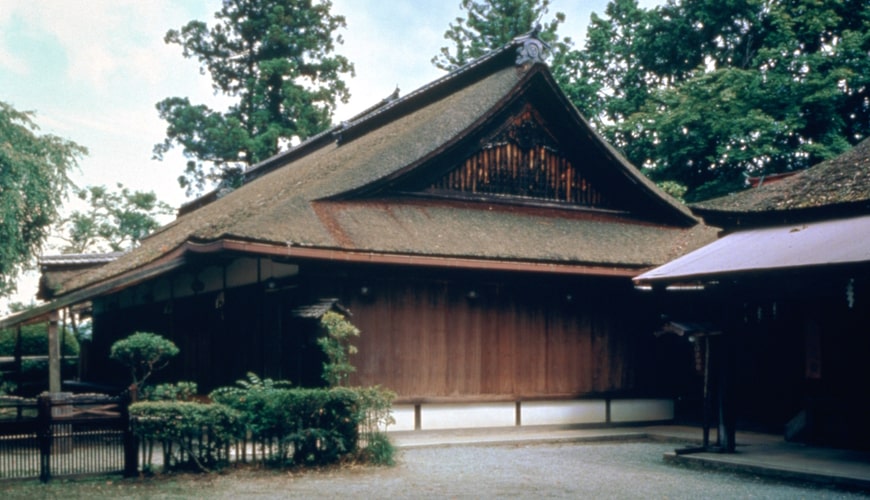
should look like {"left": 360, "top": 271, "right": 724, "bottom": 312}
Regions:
{"left": 692, "top": 138, "right": 870, "bottom": 226}
{"left": 51, "top": 37, "right": 714, "bottom": 298}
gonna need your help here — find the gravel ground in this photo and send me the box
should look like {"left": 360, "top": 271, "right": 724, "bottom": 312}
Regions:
{"left": 183, "top": 441, "right": 866, "bottom": 499}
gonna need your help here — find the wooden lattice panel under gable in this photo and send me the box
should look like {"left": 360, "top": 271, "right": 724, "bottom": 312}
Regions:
{"left": 428, "top": 106, "right": 609, "bottom": 208}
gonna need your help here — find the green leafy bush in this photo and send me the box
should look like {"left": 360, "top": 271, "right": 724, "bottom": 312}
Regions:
{"left": 109, "top": 332, "right": 179, "bottom": 389}
{"left": 211, "top": 374, "right": 360, "bottom": 466}
{"left": 318, "top": 312, "right": 358, "bottom": 387}
{"left": 354, "top": 385, "right": 396, "bottom": 436}
{"left": 0, "top": 324, "right": 80, "bottom": 356}
{"left": 140, "top": 381, "right": 198, "bottom": 402}
{"left": 360, "top": 431, "right": 396, "bottom": 466}
{"left": 353, "top": 385, "right": 397, "bottom": 466}
{"left": 130, "top": 401, "right": 242, "bottom": 472}
{"left": 0, "top": 324, "right": 80, "bottom": 394}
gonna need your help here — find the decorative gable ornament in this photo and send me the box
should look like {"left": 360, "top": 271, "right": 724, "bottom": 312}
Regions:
{"left": 514, "top": 25, "right": 550, "bottom": 66}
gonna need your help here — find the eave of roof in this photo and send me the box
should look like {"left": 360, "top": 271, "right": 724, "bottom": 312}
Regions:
{"left": 38, "top": 252, "right": 124, "bottom": 267}
{"left": 634, "top": 214, "right": 870, "bottom": 286}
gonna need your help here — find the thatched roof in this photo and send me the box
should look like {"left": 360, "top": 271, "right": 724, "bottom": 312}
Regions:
{"left": 693, "top": 138, "right": 870, "bottom": 228}
{"left": 48, "top": 34, "right": 714, "bottom": 300}
{"left": 37, "top": 252, "right": 123, "bottom": 300}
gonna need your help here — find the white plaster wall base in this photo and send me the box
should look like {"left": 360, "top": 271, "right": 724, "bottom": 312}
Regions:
{"left": 421, "top": 402, "right": 516, "bottom": 430}
{"left": 521, "top": 400, "right": 607, "bottom": 426}
{"left": 389, "top": 404, "right": 416, "bottom": 432}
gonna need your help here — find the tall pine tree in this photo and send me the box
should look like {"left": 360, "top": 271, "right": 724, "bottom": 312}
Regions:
{"left": 432, "top": 0, "right": 572, "bottom": 72}
{"left": 154, "top": 0, "right": 354, "bottom": 196}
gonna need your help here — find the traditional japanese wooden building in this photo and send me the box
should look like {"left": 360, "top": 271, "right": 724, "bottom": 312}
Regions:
{"left": 6, "top": 32, "right": 717, "bottom": 430}
{"left": 636, "top": 138, "right": 870, "bottom": 449}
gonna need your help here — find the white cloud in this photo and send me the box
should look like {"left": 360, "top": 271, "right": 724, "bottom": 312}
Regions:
{"left": 0, "top": 46, "right": 29, "bottom": 76}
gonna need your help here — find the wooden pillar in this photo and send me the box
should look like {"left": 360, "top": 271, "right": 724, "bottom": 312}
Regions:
{"left": 47, "top": 310, "right": 62, "bottom": 394}
{"left": 705, "top": 283, "right": 738, "bottom": 453}
{"left": 717, "top": 311, "right": 738, "bottom": 453}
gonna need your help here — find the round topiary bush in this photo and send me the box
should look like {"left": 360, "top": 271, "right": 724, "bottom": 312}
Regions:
{"left": 110, "top": 331, "right": 179, "bottom": 390}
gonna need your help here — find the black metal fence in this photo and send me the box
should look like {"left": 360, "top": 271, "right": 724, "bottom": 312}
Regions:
{"left": 0, "top": 393, "right": 136, "bottom": 482}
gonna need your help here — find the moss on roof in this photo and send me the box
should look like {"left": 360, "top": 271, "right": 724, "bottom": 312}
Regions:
{"left": 693, "top": 138, "right": 870, "bottom": 214}
{"left": 55, "top": 58, "right": 715, "bottom": 298}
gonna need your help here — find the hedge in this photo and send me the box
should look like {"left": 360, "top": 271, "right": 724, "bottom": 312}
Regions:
{"left": 130, "top": 401, "right": 243, "bottom": 472}
{"left": 211, "top": 385, "right": 361, "bottom": 466}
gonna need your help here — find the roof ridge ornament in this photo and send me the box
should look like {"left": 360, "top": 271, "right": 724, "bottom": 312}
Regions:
{"left": 514, "top": 24, "right": 550, "bottom": 66}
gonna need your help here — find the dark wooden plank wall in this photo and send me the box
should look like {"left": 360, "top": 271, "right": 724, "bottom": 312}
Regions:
{"left": 87, "top": 268, "right": 664, "bottom": 400}
{"left": 88, "top": 285, "right": 285, "bottom": 393}
{"left": 342, "top": 277, "right": 641, "bottom": 400}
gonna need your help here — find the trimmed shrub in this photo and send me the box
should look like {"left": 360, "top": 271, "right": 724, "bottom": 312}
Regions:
{"left": 130, "top": 401, "right": 242, "bottom": 472}
{"left": 211, "top": 375, "right": 361, "bottom": 466}
{"left": 140, "top": 381, "right": 198, "bottom": 402}
{"left": 110, "top": 332, "right": 179, "bottom": 390}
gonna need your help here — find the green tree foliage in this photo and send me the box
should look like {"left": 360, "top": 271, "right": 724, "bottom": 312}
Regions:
{"left": 110, "top": 332, "right": 179, "bottom": 389}
{"left": 0, "top": 324, "right": 80, "bottom": 358}
{"left": 0, "top": 101, "right": 85, "bottom": 297}
{"left": 54, "top": 183, "right": 174, "bottom": 254}
{"left": 432, "top": 0, "right": 572, "bottom": 72}
{"left": 0, "top": 314, "right": 80, "bottom": 394}
{"left": 317, "top": 311, "right": 358, "bottom": 387}
{"left": 154, "top": 0, "right": 354, "bottom": 196}
{"left": 560, "top": 0, "right": 870, "bottom": 202}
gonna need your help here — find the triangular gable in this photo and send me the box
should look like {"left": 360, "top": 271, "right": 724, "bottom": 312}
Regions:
{"left": 327, "top": 63, "right": 694, "bottom": 226}
{"left": 425, "top": 103, "right": 610, "bottom": 209}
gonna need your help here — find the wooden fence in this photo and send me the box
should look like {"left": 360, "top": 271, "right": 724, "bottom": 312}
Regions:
{"left": 0, "top": 393, "right": 136, "bottom": 482}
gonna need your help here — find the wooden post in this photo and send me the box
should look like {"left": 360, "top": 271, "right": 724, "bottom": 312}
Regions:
{"left": 717, "top": 330, "right": 737, "bottom": 453}
{"left": 47, "top": 310, "right": 61, "bottom": 394}
{"left": 702, "top": 336, "right": 711, "bottom": 449}
{"left": 123, "top": 394, "right": 139, "bottom": 477}
{"left": 37, "top": 395, "right": 52, "bottom": 483}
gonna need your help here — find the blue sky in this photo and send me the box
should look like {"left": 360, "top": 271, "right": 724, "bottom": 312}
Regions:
{"left": 0, "top": 0, "right": 651, "bottom": 308}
